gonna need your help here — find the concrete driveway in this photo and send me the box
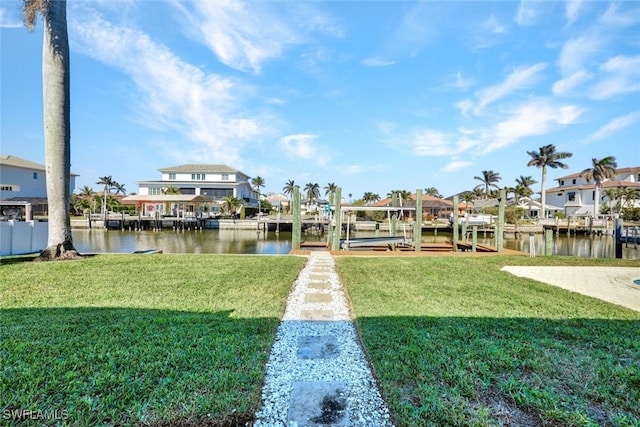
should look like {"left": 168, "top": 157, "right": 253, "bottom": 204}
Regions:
{"left": 501, "top": 266, "right": 640, "bottom": 312}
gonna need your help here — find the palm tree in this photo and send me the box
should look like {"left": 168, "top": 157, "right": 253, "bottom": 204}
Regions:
{"left": 473, "top": 170, "right": 501, "bottom": 199}
{"left": 251, "top": 176, "right": 265, "bottom": 216}
{"left": 96, "top": 176, "right": 114, "bottom": 215}
{"left": 282, "top": 179, "right": 295, "bottom": 214}
{"left": 462, "top": 190, "right": 476, "bottom": 208}
{"left": 424, "top": 187, "right": 442, "bottom": 198}
{"left": 514, "top": 176, "right": 537, "bottom": 203}
{"left": 79, "top": 185, "right": 94, "bottom": 200}
{"left": 222, "top": 195, "right": 244, "bottom": 218}
{"left": 24, "top": 0, "right": 78, "bottom": 260}
{"left": 113, "top": 182, "right": 127, "bottom": 195}
{"left": 580, "top": 156, "right": 617, "bottom": 216}
{"left": 303, "top": 182, "right": 320, "bottom": 211}
{"left": 362, "top": 192, "right": 381, "bottom": 206}
{"left": 527, "top": 144, "right": 572, "bottom": 219}
{"left": 324, "top": 182, "right": 338, "bottom": 204}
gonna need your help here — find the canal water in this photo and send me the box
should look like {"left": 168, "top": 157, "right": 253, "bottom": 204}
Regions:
{"left": 71, "top": 229, "right": 640, "bottom": 260}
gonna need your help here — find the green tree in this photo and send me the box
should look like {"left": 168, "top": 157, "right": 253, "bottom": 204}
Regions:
{"left": 424, "top": 187, "right": 442, "bottom": 198}
{"left": 462, "top": 191, "right": 476, "bottom": 212}
{"left": 362, "top": 192, "right": 380, "bottom": 206}
{"left": 303, "top": 182, "right": 320, "bottom": 210}
{"left": 514, "top": 175, "right": 537, "bottom": 204}
{"left": 473, "top": 170, "right": 501, "bottom": 199}
{"left": 222, "top": 196, "right": 244, "bottom": 218}
{"left": 527, "top": 144, "right": 572, "bottom": 219}
{"left": 96, "top": 175, "right": 115, "bottom": 216}
{"left": 282, "top": 179, "right": 295, "bottom": 213}
{"left": 24, "top": 0, "right": 79, "bottom": 259}
{"left": 251, "top": 176, "right": 265, "bottom": 215}
{"left": 580, "top": 156, "right": 617, "bottom": 216}
{"left": 113, "top": 182, "right": 127, "bottom": 195}
{"left": 324, "top": 182, "right": 338, "bottom": 196}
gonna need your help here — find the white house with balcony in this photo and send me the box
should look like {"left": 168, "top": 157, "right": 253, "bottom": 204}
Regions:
{"left": 124, "top": 164, "right": 257, "bottom": 216}
{"left": 545, "top": 166, "right": 640, "bottom": 216}
{"left": 0, "top": 154, "right": 78, "bottom": 218}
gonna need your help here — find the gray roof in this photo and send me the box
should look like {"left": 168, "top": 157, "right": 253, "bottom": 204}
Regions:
{"left": 0, "top": 154, "right": 79, "bottom": 176}
{"left": 0, "top": 155, "right": 46, "bottom": 171}
{"left": 158, "top": 164, "right": 247, "bottom": 176}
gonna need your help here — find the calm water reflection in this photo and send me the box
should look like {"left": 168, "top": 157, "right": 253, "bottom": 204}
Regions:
{"left": 71, "top": 229, "right": 640, "bottom": 260}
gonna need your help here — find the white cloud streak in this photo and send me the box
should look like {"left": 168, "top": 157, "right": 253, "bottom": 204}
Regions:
{"left": 170, "top": 0, "right": 341, "bottom": 74}
{"left": 484, "top": 101, "right": 583, "bottom": 153}
{"left": 472, "top": 63, "right": 548, "bottom": 113}
{"left": 590, "top": 55, "right": 640, "bottom": 100}
{"left": 69, "top": 6, "right": 265, "bottom": 166}
{"left": 585, "top": 111, "right": 640, "bottom": 143}
{"left": 279, "top": 134, "right": 331, "bottom": 166}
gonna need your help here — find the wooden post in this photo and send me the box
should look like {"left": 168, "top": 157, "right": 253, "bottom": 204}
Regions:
{"left": 497, "top": 189, "right": 505, "bottom": 252}
{"left": 472, "top": 225, "right": 477, "bottom": 252}
{"left": 545, "top": 228, "right": 553, "bottom": 256}
{"left": 391, "top": 214, "right": 397, "bottom": 237}
{"left": 452, "top": 195, "right": 459, "bottom": 251}
{"left": 292, "top": 186, "right": 301, "bottom": 251}
{"left": 414, "top": 189, "right": 423, "bottom": 252}
{"left": 331, "top": 187, "right": 342, "bottom": 251}
{"left": 615, "top": 218, "right": 623, "bottom": 259}
{"left": 461, "top": 221, "right": 467, "bottom": 242}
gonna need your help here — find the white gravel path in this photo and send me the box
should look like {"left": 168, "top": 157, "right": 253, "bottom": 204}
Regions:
{"left": 254, "top": 251, "right": 394, "bottom": 427}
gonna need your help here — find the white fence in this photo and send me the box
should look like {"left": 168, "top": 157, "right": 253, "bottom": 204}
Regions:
{"left": 0, "top": 221, "right": 48, "bottom": 256}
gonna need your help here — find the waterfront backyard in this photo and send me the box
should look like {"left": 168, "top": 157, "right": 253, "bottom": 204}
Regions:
{"left": 1, "top": 254, "right": 638, "bottom": 426}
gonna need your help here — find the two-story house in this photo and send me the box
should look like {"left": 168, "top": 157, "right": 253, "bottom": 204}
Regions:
{"left": 0, "top": 154, "right": 78, "bottom": 218}
{"left": 124, "top": 164, "right": 257, "bottom": 216}
{"left": 545, "top": 166, "right": 640, "bottom": 216}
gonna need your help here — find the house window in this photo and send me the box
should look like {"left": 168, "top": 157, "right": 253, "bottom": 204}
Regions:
{"left": 191, "top": 173, "right": 205, "bottom": 180}
{"left": 568, "top": 192, "right": 575, "bottom": 202}
{"left": 592, "top": 191, "right": 595, "bottom": 200}
{"left": 168, "top": 173, "right": 176, "bottom": 180}
{"left": 560, "top": 180, "right": 564, "bottom": 186}
{"left": 33, "top": 172, "right": 38, "bottom": 179}
{"left": 222, "top": 174, "right": 229, "bottom": 181}
{"left": 149, "top": 187, "right": 162, "bottom": 195}
{"left": 572, "top": 179, "right": 576, "bottom": 184}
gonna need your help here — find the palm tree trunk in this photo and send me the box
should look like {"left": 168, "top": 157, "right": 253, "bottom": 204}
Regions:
{"left": 540, "top": 166, "right": 547, "bottom": 220}
{"left": 37, "top": 0, "right": 79, "bottom": 260}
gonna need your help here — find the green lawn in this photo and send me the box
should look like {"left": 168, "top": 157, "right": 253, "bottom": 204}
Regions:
{"left": 0, "top": 254, "right": 306, "bottom": 426}
{"left": 337, "top": 256, "right": 640, "bottom": 427}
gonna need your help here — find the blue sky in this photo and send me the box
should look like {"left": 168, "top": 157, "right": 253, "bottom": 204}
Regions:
{"left": 1, "top": 1, "right": 639, "bottom": 200}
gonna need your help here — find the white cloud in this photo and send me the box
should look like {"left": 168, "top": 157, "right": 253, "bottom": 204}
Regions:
{"left": 484, "top": 100, "right": 583, "bottom": 153}
{"left": 69, "top": 7, "right": 266, "bottom": 166}
{"left": 412, "top": 130, "right": 451, "bottom": 156}
{"left": 279, "top": 134, "right": 331, "bottom": 166}
{"left": 443, "top": 160, "right": 473, "bottom": 173}
{"left": 557, "top": 35, "right": 604, "bottom": 76}
{"left": 565, "top": 0, "right": 584, "bottom": 27}
{"left": 473, "top": 63, "right": 548, "bottom": 113}
{"left": 361, "top": 57, "right": 396, "bottom": 67}
{"left": 552, "top": 70, "right": 592, "bottom": 96}
{"left": 450, "top": 72, "right": 473, "bottom": 90}
{"left": 0, "top": 6, "right": 22, "bottom": 28}
{"left": 590, "top": 55, "right": 640, "bottom": 100}
{"left": 585, "top": 111, "right": 640, "bottom": 143}
{"left": 515, "top": 0, "right": 547, "bottom": 26}
{"left": 170, "top": 0, "right": 340, "bottom": 74}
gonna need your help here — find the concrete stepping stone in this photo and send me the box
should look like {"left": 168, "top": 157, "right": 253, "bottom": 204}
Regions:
{"left": 297, "top": 335, "right": 340, "bottom": 359}
{"left": 288, "top": 381, "right": 348, "bottom": 426}
{"left": 308, "top": 282, "right": 332, "bottom": 290}
{"left": 304, "top": 293, "right": 333, "bottom": 303}
{"left": 300, "top": 309, "right": 334, "bottom": 321}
